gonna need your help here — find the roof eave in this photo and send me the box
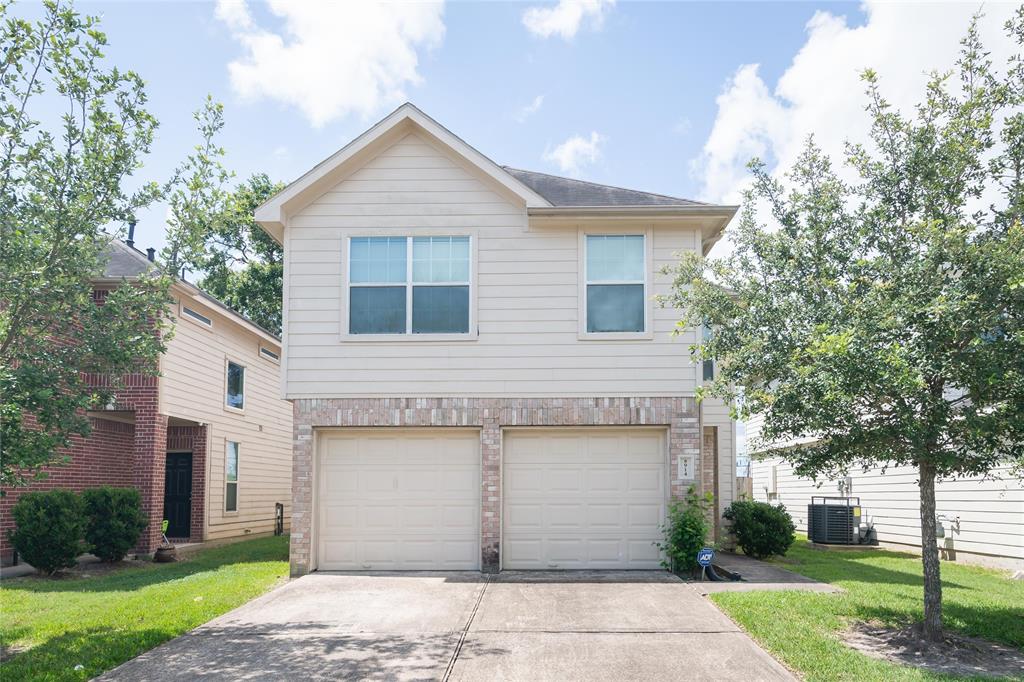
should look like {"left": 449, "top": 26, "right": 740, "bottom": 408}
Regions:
{"left": 527, "top": 205, "right": 738, "bottom": 217}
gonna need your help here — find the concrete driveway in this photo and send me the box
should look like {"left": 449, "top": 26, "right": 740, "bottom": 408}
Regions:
{"left": 101, "top": 571, "right": 794, "bottom": 681}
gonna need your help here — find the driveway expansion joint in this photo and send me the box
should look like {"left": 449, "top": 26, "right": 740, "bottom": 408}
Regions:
{"left": 443, "top": 575, "right": 490, "bottom": 681}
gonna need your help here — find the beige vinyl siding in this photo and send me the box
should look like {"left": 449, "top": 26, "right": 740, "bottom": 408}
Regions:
{"left": 284, "top": 132, "right": 701, "bottom": 398}
{"left": 161, "top": 295, "right": 292, "bottom": 541}
{"left": 751, "top": 456, "right": 1024, "bottom": 568}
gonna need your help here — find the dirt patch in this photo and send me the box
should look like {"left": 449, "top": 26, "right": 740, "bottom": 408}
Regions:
{"left": 845, "top": 621, "right": 1024, "bottom": 679}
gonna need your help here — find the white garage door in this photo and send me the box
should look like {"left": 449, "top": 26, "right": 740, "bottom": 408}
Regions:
{"left": 317, "top": 429, "right": 480, "bottom": 570}
{"left": 503, "top": 428, "right": 667, "bottom": 569}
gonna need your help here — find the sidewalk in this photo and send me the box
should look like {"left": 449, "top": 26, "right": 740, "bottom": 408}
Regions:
{"left": 693, "top": 551, "right": 843, "bottom": 595}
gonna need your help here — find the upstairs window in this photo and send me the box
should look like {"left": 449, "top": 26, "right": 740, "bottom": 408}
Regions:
{"left": 348, "top": 236, "right": 470, "bottom": 335}
{"left": 702, "top": 325, "right": 714, "bottom": 381}
{"left": 226, "top": 361, "right": 245, "bottom": 410}
{"left": 585, "top": 234, "right": 646, "bottom": 333}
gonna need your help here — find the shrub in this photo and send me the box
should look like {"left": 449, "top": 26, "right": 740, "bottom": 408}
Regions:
{"left": 723, "top": 499, "right": 796, "bottom": 559}
{"left": 82, "top": 487, "right": 148, "bottom": 562}
{"left": 8, "top": 490, "right": 85, "bottom": 574}
{"left": 655, "top": 486, "right": 712, "bottom": 572}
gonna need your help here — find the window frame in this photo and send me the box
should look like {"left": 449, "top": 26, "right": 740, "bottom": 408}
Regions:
{"left": 225, "top": 440, "right": 239, "bottom": 514}
{"left": 341, "top": 233, "right": 478, "bottom": 342}
{"left": 224, "top": 359, "right": 246, "bottom": 412}
{"left": 578, "top": 227, "right": 654, "bottom": 340}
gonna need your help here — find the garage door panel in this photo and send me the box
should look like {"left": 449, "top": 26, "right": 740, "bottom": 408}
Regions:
{"left": 504, "top": 428, "right": 667, "bottom": 570}
{"left": 587, "top": 468, "right": 625, "bottom": 492}
{"left": 317, "top": 430, "right": 480, "bottom": 570}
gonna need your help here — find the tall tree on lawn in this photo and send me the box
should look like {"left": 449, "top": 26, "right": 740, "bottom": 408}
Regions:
{"left": 0, "top": 1, "right": 173, "bottom": 487}
{"left": 664, "top": 14, "right": 1024, "bottom": 642}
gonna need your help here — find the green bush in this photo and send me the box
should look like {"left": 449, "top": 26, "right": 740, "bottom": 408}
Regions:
{"left": 655, "top": 486, "right": 712, "bottom": 572}
{"left": 82, "top": 486, "right": 148, "bottom": 562}
{"left": 723, "top": 499, "right": 796, "bottom": 559}
{"left": 8, "top": 490, "right": 85, "bottom": 574}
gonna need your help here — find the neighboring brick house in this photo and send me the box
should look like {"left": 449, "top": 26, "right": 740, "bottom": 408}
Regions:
{"left": 0, "top": 240, "right": 293, "bottom": 564}
{"left": 254, "top": 103, "right": 739, "bottom": 576}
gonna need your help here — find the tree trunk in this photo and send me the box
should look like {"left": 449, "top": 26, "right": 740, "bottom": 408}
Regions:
{"left": 918, "top": 460, "right": 943, "bottom": 641}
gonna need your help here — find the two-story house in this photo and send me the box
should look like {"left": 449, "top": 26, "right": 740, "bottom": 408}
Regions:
{"left": 256, "top": 104, "right": 738, "bottom": 576}
{"left": 0, "top": 240, "right": 293, "bottom": 563}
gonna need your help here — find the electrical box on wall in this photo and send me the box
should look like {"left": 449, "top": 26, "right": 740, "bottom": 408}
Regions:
{"left": 678, "top": 454, "right": 695, "bottom": 481}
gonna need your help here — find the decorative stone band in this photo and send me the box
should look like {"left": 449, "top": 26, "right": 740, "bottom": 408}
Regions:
{"left": 289, "top": 397, "right": 702, "bottom": 576}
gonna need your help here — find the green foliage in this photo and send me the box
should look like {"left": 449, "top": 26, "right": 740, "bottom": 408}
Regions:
{"left": 0, "top": 1, "right": 173, "bottom": 487}
{"left": 0, "top": 536, "right": 288, "bottom": 680}
{"left": 162, "top": 96, "right": 231, "bottom": 278}
{"left": 663, "top": 13, "right": 1024, "bottom": 639}
{"left": 723, "top": 500, "right": 795, "bottom": 559}
{"left": 711, "top": 538, "right": 1024, "bottom": 680}
{"left": 655, "top": 486, "right": 712, "bottom": 572}
{"left": 82, "top": 487, "right": 148, "bottom": 562}
{"left": 8, "top": 490, "right": 85, "bottom": 574}
{"left": 195, "top": 174, "right": 285, "bottom": 335}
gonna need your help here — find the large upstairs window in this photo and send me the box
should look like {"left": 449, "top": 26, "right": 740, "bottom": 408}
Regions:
{"left": 348, "top": 236, "right": 471, "bottom": 336}
{"left": 585, "top": 234, "right": 646, "bottom": 334}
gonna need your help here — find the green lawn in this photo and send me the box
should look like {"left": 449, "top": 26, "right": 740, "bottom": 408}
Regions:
{"left": 710, "top": 537, "right": 1024, "bottom": 681}
{"left": 1, "top": 535, "right": 289, "bottom": 681}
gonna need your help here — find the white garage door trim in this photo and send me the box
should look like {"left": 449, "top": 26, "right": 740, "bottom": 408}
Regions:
{"left": 501, "top": 426, "right": 669, "bottom": 570}
{"left": 315, "top": 428, "right": 481, "bottom": 571}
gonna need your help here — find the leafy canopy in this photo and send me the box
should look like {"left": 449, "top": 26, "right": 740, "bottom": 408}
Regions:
{"left": 664, "top": 16, "right": 1024, "bottom": 483}
{"left": 0, "top": 1, "right": 173, "bottom": 487}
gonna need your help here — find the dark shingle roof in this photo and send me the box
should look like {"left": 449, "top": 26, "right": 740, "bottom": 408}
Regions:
{"left": 100, "top": 239, "right": 154, "bottom": 279}
{"left": 502, "top": 167, "right": 706, "bottom": 208}
{"left": 97, "top": 239, "right": 280, "bottom": 341}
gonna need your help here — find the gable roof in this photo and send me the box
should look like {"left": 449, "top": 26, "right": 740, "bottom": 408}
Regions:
{"left": 96, "top": 239, "right": 281, "bottom": 344}
{"left": 502, "top": 167, "right": 707, "bottom": 208}
{"left": 255, "top": 103, "right": 552, "bottom": 242}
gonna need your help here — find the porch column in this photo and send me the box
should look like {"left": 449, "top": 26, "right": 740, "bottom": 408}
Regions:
{"left": 189, "top": 425, "right": 208, "bottom": 541}
{"left": 133, "top": 406, "right": 168, "bottom": 554}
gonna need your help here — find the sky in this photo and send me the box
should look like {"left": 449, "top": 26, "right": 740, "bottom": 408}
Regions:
{"left": 16, "top": 0, "right": 1022, "bottom": 261}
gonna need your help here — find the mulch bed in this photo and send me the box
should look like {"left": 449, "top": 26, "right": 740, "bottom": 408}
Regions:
{"left": 845, "top": 621, "right": 1024, "bottom": 679}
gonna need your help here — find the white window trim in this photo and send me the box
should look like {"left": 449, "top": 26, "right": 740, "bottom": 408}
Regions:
{"left": 179, "top": 302, "right": 213, "bottom": 330}
{"left": 224, "top": 358, "right": 246, "bottom": 413}
{"left": 340, "top": 233, "right": 479, "bottom": 342}
{"left": 225, "top": 440, "right": 239, "bottom": 514}
{"left": 577, "top": 227, "right": 655, "bottom": 340}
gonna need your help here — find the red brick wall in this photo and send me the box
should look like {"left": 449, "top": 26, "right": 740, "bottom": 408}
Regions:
{"left": 0, "top": 417, "right": 134, "bottom": 563}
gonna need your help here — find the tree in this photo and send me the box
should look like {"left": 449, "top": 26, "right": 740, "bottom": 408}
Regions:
{"left": 0, "top": 1, "right": 173, "bottom": 487}
{"left": 664, "top": 15, "right": 1024, "bottom": 642}
{"left": 195, "top": 174, "right": 285, "bottom": 335}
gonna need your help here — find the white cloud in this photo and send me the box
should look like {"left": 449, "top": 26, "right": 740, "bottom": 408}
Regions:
{"left": 515, "top": 94, "right": 545, "bottom": 122}
{"left": 522, "top": 0, "right": 614, "bottom": 41}
{"left": 544, "top": 131, "right": 605, "bottom": 176}
{"left": 215, "top": 0, "right": 445, "bottom": 127}
{"left": 694, "top": 2, "right": 1018, "bottom": 209}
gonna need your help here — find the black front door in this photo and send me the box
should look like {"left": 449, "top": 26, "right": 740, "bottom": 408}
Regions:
{"left": 163, "top": 452, "right": 193, "bottom": 539}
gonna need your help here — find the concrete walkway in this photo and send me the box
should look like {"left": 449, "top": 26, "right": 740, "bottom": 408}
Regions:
{"left": 100, "top": 571, "right": 795, "bottom": 681}
{"left": 693, "top": 552, "right": 842, "bottom": 595}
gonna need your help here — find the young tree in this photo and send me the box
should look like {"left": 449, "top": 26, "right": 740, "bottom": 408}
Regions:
{"left": 664, "top": 16, "right": 1024, "bottom": 642}
{"left": 0, "top": 1, "right": 173, "bottom": 487}
{"left": 195, "top": 174, "right": 285, "bottom": 335}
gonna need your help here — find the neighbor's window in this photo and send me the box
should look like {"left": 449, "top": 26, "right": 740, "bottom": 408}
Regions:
{"left": 226, "top": 361, "right": 245, "bottom": 409}
{"left": 702, "top": 325, "right": 714, "bottom": 381}
{"left": 225, "top": 441, "right": 239, "bottom": 512}
{"left": 585, "top": 234, "right": 646, "bottom": 333}
{"left": 348, "top": 236, "right": 470, "bottom": 335}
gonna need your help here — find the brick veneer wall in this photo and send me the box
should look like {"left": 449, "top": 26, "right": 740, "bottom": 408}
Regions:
{"left": 702, "top": 426, "right": 720, "bottom": 538}
{"left": 290, "top": 397, "right": 701, "bottom": 576}
{"left": 167, "top": 424, "right": 208, "bottom": 542}
{"left": 0, "top": 417, "right": 135, "bottom": 563}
